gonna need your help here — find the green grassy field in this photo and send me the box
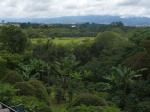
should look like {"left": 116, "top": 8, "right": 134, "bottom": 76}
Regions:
{"left": 31, "top": 37, "right": 95, "bottom": 45}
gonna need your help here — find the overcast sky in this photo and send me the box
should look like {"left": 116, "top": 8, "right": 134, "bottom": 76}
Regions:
{"left": 0, "top": 0, "right": 149, "bottom": 18}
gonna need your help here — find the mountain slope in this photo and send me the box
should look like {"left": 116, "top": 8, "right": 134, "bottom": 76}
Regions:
{"left": 1, "top": 15, "right": 150, "bottom": 26}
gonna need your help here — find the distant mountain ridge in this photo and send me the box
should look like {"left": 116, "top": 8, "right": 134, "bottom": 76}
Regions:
{"left": 1, "top": 15, "right": 150, "bottom": 26}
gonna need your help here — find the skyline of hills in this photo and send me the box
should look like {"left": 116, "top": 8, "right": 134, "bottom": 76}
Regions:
{"left": 1, "top": 15, "right": 150, "bottom": 26}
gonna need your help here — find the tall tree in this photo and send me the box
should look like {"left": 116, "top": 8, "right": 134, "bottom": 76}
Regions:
{"left": 55, "top": 55, "right": 80, "bottom": 102}
{"left": 0, "top": 25, "right": 29, "bottom": 53}
{"left": 109, "top": 65, "right": 145, "bottom": 109}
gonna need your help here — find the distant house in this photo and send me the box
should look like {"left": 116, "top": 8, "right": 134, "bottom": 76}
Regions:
{"left": 71, "top": 25, "right": 77, "bottom": 28}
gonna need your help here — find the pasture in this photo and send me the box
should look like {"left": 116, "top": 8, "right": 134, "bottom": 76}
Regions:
{"left": 31, "top": 37, "right": 95, "bottom": 45}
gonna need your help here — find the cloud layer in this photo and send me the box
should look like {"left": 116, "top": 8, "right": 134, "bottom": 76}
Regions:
{"left": 0, "top": 0, "right": 149, "bottom": 18}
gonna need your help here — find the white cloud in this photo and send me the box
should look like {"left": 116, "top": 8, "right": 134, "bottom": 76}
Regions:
{"left": 0, "top": 0, "right": 149, "bottom": 18}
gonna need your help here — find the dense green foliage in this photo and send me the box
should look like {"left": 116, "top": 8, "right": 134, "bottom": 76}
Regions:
{"left": 2, "top": 70, "right": 24, "bottom": 84}
{"left": 0, "top": 24, "right": 149, "bottom": 112}
{"left": 70, "top": 94, "right": 107, "bottom": 106}
{"left": 0, "top": 25, "right": 29, "bottom": 53}
{"left": 11, "top": 96, "right": 52, "bottom": 112}
{"left": 68, "top": 105, "right": 121, "bottom": 112}
{"left": 0, "top": 83, "right": 17, "bottom": 103}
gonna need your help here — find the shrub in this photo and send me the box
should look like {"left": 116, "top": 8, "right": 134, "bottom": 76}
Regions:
{"left": 68, "top": 105, "right": 121, "bottom": 112}
{"left": 2, "top": 70, "right": 24, "bottom": 84}
{"left": 0, "top": 83, "right": 17, "bottom": 104}
{"left": 96, "top": 92, "right": 110, "bottom": 100}
{"left": 15, "top": 82, "right": 36, "bottom": 96}
{"left": 71, "top": 93, "right": 107, "bottom": 106}
{"left": 68, "top": 105, "right": 102, "bottom": 112}
{"left": 0, "top": 52, "right": 24, "bottom": 69}
{"left": 135, "top": 101, "right": 150, "bottom": 112}
{"left": 15, "top": 80, "right": 49, "bottom": 104}
{"left": 28, "top": 80, "right": 50, "bottom": 104}
{"left": 11, "top": 96, "right": 51, "bottom": 112}
{"left": 101, "top": 106, "right": 121, "bottom": 112}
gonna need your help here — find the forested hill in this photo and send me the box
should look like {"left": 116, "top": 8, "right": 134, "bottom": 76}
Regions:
{"left": 1, "top": 15, "right": 150, "bottom": 26}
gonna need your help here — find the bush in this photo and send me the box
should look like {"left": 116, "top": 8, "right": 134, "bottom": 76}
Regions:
{"left": 11, "top": 96, "right": 51, "bottom": 112}
{"left": 68, "top": 105, "right": 121, "bottom": 112}
{"left": 15, "top": 82, "right": 36, "bottom": 96}
{"left": 101, "top": 106, "right": 121, "bottom": 112}
{"left": 135, "top": 101, "right": 150, "bottom": 112}
{"left": 71, "top": 93, "right": 107, "bottom": 106}
{"left": 0, "top": 83, "right": 17, "bottom": 104}
{"left": 28, "top": 80, "right": 50, "bottom": 104}
{"left": 0, "top": 52, "right": 24, "bottom": 69}
{"left": 2, "top": 70, "right": 24, "bottom": 84}
{"left": 68, "top": 105, "right": 102, "bottom": 112}
{"left": 15, "top": 80, "right": 49, "bottom": 104}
